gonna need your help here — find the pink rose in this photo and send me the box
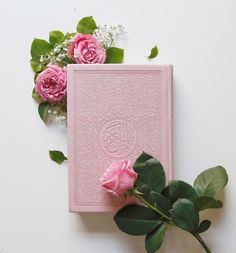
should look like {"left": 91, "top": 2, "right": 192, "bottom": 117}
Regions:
{"left": 69, "top": 34, "right": 106, "bottom": 64}
{"left": 100, "top": 160, "right": 138, "bottom": 196}
{"left": 35, "top": 65, "right": 66, "bottom": 102}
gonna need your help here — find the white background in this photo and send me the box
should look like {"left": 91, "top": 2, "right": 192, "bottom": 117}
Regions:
{"left": 0, "top": 0, "right": 235, "bottom": 252}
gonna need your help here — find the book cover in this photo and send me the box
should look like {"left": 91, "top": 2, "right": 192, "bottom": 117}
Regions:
{"left": 67, "top": 64, "right": 173, "bottom": 212}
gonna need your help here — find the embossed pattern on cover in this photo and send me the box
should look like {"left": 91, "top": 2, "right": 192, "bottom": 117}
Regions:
{"left": 67, "top": 65, "right": 173, "bottom": 212}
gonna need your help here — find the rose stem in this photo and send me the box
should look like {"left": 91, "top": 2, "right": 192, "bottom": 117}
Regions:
{"left": 129, "top": 190, "right": 171, "bottom": 221}
{"left": 194, "top": 233, "right": 212, "bottom": 253}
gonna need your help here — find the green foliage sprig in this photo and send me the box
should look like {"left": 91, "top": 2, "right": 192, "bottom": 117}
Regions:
{"left": 114, "top": 152, "right": 228, "bottom": 253}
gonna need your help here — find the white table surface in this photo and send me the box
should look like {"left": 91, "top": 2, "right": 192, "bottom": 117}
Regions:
{"left": 0, "top": 0, "right": 235, "bottom": 252}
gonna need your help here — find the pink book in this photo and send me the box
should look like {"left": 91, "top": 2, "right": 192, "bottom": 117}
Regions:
{"left": 67, "top": 64, "right": 173, "bottom": 212}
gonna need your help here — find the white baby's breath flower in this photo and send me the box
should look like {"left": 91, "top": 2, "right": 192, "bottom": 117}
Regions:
{"left": 93, "top": 24, "right": 125, "bottom": 48}
{"left": 39, "top": 35, "right": 75, "bottom": 66}
{"left": 40, "top": 55, "right": 44, "bottom": 63}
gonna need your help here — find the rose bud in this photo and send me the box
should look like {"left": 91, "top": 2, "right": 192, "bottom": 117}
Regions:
{"left": 100, "top": 160, "right": 138, "bottom": 196}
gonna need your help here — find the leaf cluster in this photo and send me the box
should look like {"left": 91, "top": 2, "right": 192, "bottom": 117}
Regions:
{"left": 114, "top": 152, "right": 228, "bottom": 253}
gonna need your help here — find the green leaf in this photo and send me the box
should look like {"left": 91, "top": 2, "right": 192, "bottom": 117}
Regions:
{"left": 32, "top": 88, "right": 42, "bottom": 103}
{"left": 162, "top": 186, "right": 172, "bottom": 201}
{"left": 105, "top": 47, "right": 124, "bottom": 63}
{"left": 38, "top": 102, "right": 49, "bottom": 122}
{"left": 76, "top": 16, "right": 97, "bottom": 34}
{"left": 148, "top": 45, "right": 158, "bottom": 59}
{"left": 194, "top": 166, "right": 228, "bottom": 197}
{"left": 49, "top": 150, "right": 68, "bottom": 164}
{"left": 145, "top": 192, "right": 172, "bottom": 216}
{"left": 63, "top": 32, "right": 76, "bottom": 41}
{"left": 134, "top": 157, "right": 166, "bottom": 194}
{"left": 34, "top": 72, "right": 39, "bottom": 82}
{"left": 171, "top": 199, "right": 199, "bottom": 234}
{"left": 145, "top": 224, "right": 166, "bottom": 253}
{"left": 31, "top": 38, "right": 52, "bottom": 58}
{"left": 168, "top": 180, "right": 198, "bottom": 203}
{"left": 49, "top": 30, "right": 64, "bottom": 45}
{"left": 114, "top": 204, "right": 161, "bottom": 235}
{"left": 30, "top": 57, "right": 44, "bottom": 73}
{"left": 198, "top": 220, "right": 211, "bottom": 234}
{"left": 133, "top": 152, "right": 154, "bottom": 168}
{"left": 195, "top": 196, "right": 223, "bottom": 211}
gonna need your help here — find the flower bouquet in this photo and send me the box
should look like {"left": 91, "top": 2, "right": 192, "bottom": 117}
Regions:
{"left": 31, "top": 16, "right": 126, "bottom": 126}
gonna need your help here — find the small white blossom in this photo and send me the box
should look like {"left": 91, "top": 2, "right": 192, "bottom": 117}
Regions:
{"left": 40, "top": 55, "right": 44, "bottom": 63}
{"left": 47, "top": 101, "right": 67, "bottom": 125}
{"left": 93, "top": 24, "right": 125, "bottom": 48}
{"left": 39, "top": 36, "right": 75, "bottom": 66}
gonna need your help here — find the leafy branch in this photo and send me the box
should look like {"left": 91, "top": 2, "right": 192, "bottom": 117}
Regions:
{"left": 114, "top": 152, "right": 228, "bottom": 253}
